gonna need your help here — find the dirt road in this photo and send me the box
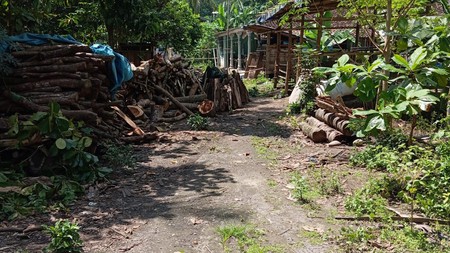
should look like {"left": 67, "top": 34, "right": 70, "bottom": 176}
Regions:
{"left": 80, "top": 97, "right": 339, "bottom": 253}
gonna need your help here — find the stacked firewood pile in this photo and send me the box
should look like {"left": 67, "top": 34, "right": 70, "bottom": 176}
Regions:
{"left": 0, "top": 43, "right": 158, "bottom": 146}
{"left": 299, "top": 96, "right": 354, "bottom": 143}
{"left": 120, "top": 56, "right": 250, "bottom": 124}
{"left": 0, "top": 43, "right": 250, "bottom": 149}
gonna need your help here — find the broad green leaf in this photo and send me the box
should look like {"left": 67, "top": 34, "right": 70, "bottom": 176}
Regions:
{"left": 312, "top": 67, "right": 336, "bottom": 74}
{"left": 397, "top": 17, "right": 409, "bottom": 34}
{"left": 0, "top": 172, "right": 8, "bottom": 183}
{"left": 382, "top": 64, "right": 407, "bottom": 74}
{"left": 406, "top": 89, "right": 429, "bottom": 99}
{"left": 425, "top": 67, "right": 449, "bottom": 75}
{"left": 80, "top": 137, "right": 92, "bottom": 148}
{"left": 395, "top": 101, "right": 410, "bottom": 112}
{"left": 392, "top": 54, "right": 410, "bottom": 69}
{"left": 367, "top": 59, "right": 383, "bottom": 73}
{"left": 29, "top": 112, "right": 48, "bottom": 122}
{"left": 7, "top": 114, "right": 19, "bottom": 137}
{"left": 366, "top": 115, "right": 386, "bottom": 132}
{"left": 337, "top": 54, "right": 350, "bottom": 66}
{"left": 410, "top": 47, "right": 427, "bottom": 70}
{"left": 55, "top": 138, "right": 67, "bottom": 149}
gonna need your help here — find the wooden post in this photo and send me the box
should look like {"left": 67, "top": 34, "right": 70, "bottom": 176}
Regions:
{"left": 223, "top": 35, "right": 228, "bottom": 68}
{"left": 237, "top": 32, "right": 242, "bottom": 70}
{"left": 274, "top": 30, "right": 281, "bottom": 89}
{"left": 285, "top": 22, "right": 293, "bottom": 95}
{"left": 247, "top": 31, "right": 252, "bottom": 62}
{"left": 317, "top": 11, "right": 323, "bottom": 66}
{"left": 296, "top": 15, "right": 305, "bottom": 80}
{"left": 265, "top": 33, "right": 271, "bottom": 78}
{"left": 229, "top": 33, "right": 234, "bottom": 69}
{"left": 355, "top": 22, "right": 360, "bottom": 49}
{"left": 216, "top": 37, "right": 221, "bottom": 68}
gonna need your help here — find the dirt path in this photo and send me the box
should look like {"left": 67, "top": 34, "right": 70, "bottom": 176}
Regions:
{"left": 2, "top": 97, "right": 350, "bottom": 253}
{"left": 79, "top": 97, "right": 339, "bottom": 253}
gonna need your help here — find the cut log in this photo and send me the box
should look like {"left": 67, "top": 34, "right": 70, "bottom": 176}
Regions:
{"left": 10, "top": 78, "right": 91, "bottom": 92}
{"left": 154, "top": 85, "right": 194, "bottom": 116}
{"left": 305, "top": 117, "right": 345, "bottom": 142}
{"left": 198, "top": 99, "right": 215, "bottom": 117}
{"left": 111, "top": 106, "right": 145, "bottom": 136}
{"left": 2, "top": 90, "right": 98, "bottom": 124}
{"left": 163, "top": 110, "right": 182, "bottom": 118}
{"left": 14, "top": 62, "right": 87, "bottom": 74}
{"left": 158, "top": 113, "right": 187, "bottom": 123}
{"left": 127, "top": 105, "right": 145, "bottom": 118}
{"left": 299, "top": 121, "right": 327, "bottom": 143}
{"left": 315, "top": 108, "right": 353, "bottom": 136}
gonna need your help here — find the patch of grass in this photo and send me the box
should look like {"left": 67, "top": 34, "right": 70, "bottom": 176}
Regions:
{"left": 339, "top": 224, "right": 450, "bottom": 253}
{"left": 299, "top": 229, "right": 326, "bottom": 245}
{"left": 267, "top": 179, "right": 277, "bottom": 188}
{"left": 290, "top": 172, "right": 320, "bottom": 203}
{"left": 251, "top": 137, "right": 279, "bottom": 163}
{"left": 244, "top": 74, "right": 274, "bottom": 97}
{"left": 344, "top": 180, "right": 390, "bottom": 217}
{"left": 308, "top": 167, "right": 343, "bottom": 196}
{"left": 217, "top": 224, "right": 283, "bottom": 253}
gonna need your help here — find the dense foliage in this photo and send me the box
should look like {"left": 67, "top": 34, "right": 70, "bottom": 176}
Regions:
{"left": 0, "top": 0, "right": 202, "bottom": 53}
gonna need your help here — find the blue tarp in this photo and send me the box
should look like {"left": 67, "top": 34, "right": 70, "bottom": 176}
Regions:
{"left": 90, "top": 44, "right": 133, "bottom": 94}
{"left": 1, "top": 33, "right": 133, "bottom": 95}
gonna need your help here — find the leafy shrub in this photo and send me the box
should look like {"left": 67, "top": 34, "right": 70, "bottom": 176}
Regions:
{"left": 350, "top": 141, "right": 450, "bottom": 219}
{"left": 345, "top": 180, "right": 389, "bottom": 217}
{"left": 44, "top": 220, "right": 83, "bottom": 253}
{"left": 290, "top": 172, "right": 319, "bottom": 203}
{"left": 286, "top": 102, "right": 301, "bottom": 115}
{"left": 187, "top": 113, "right": 208, "bottom": 130}
{"left": 6, "top": 102, "right": 98, "bottom": 179}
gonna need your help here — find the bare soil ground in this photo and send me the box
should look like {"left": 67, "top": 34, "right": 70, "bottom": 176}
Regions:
{"left": 1, "top": 97, "right": 367, "bottom": 253}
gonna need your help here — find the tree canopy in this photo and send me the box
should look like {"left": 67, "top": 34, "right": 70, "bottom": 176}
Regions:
{"left": 0, "top": 0, "right": 202, "bottom": 53}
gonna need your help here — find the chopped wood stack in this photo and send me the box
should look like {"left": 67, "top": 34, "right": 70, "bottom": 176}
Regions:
{"left": 203, "top": 70, "right": 250, "bottom": 115}
{"left": 299, "top": 96, "right": 354, "bottom": 143}
{"left": 120, "top": 56, "right": 249, "bottom": 122}
{"left": 0, "top": 43, "right": 155, "bottom": 146}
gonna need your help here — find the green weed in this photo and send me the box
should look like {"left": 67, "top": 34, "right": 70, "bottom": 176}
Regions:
{"left": 44, "top": 220, "right": 83, "bottom": 253}
{"left": 267, "top": 179, "right": 277, "bottom": 188}
{"left": 290, "top": 172, "right": 320, "bottom": 203}
{"left": 187, "top": 113, "right": 208, "bottom": 130}
{"left": 217, "top": 224, "right": 283, "bottom": 253}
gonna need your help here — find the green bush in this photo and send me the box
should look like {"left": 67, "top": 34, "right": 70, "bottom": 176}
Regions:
{"left": 187, "top": 113, "right": 208, "bottom": 130}
{"left": 44, "top": 220, "right": 83, "bottom": 253}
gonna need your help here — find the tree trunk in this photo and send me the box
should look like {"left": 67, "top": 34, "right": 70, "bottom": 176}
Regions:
{"left": 315, "top": 109, "right": 353, "bottom": 136}
{"left": 305, "top": 117, "right": 345, "bottom": 142}
{"left": 299, "top": 122, "right": 327, "bottom": 143}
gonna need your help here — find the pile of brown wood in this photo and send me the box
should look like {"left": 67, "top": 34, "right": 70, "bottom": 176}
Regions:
{"left": 299, "top": 96, "right": 354, "bottom": 143}
{"left": 119, "top": 56, "right": 249, "bottom": 123}
{"left": 0, "top": 43, "right": 155, "bottom": 146}
{"left": 0, "top": 44, "right": 251, "bottom": 148}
